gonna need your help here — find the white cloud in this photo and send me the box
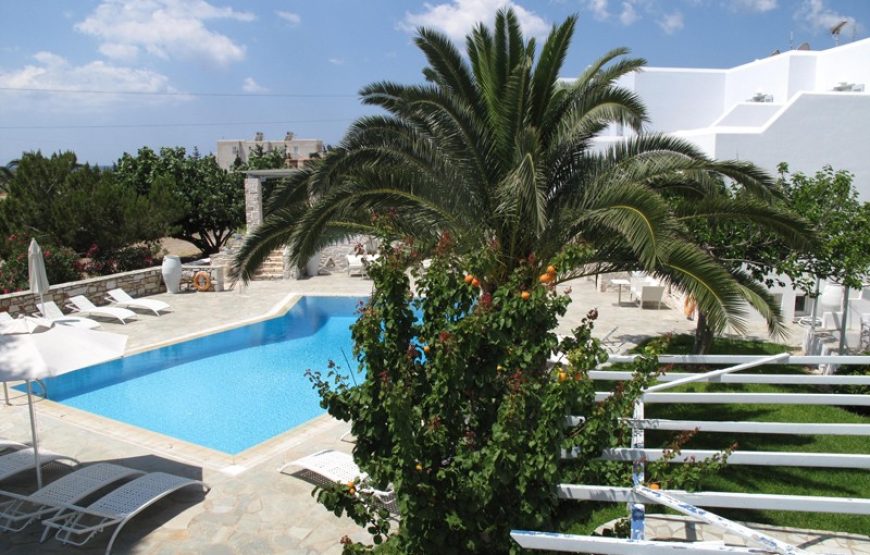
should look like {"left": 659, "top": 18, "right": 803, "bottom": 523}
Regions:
{"left": 657, "top": 10, "right": 684, "bottom": 34}
{"left": 731, "top": 0, "right": 777, "bottom": 12}
{"left": 400, "top": 0, "right": 550, "bottom": 43}
{"left": 76, "top": 0, "right": 254, "bottom": 66}
{"left": 619, "top": 2, "right": 640, "bottom": 25}
{"left": 242, "top": 77, "right": 268, "bottom": 93}
{"left": 98, "top": 42, "right": 140, "bottom": 61}
{"left": 587, "top": 0, "right": 610, "bottom": 21}
{"left": 0, "top": 51, "right": 178, "bottom": 111}
{"left": 276, "top": 10, "right": 301, "bottom": 25}
{"left": 328, "top": 57, "right": 345, "bottom": 65}
{"left": 796, "top": 0, "right": 857, "bottom": 34}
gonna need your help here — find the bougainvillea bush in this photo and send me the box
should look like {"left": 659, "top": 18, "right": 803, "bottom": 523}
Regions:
{"left": 307, "top": 234, "right": 662, "bottom": 554}
{"left": 0, "top": 234, "right": 79, "bottom": 293}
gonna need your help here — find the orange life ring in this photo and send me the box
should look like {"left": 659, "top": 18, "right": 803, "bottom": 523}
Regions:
{"left": 192, "top": 271, "right": 212, "bottom": 292}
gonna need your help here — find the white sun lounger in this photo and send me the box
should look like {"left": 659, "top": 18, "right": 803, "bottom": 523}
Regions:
{"left": 67, "top": 296, "right": 136, "bottom": 325}
{"left": 0, "top": 463, "right": 144, "bottom": 532}
{"left": 35, "top": 301, "right": 101, "bottom": 330}
{"left": 40, "top": 472, "right": 210, "bottom": 555}
{"left": 0, "top": 313, "right": 13, "bottom": 324}
{"left": 0, "top": 440, "right": 27, "bottom": 455}
{"left": 106, "top": 289, "right": 170, "bottom": 316}
{"left": 0, "top": 448, "right": 78, "bottom": 483}
{"left": 280, "top": 449, "right": 397, "bottom": 513}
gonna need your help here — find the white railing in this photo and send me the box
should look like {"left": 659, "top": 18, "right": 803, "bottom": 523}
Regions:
{"left": 513, "top": 353, "right": 870, "bottom": 554}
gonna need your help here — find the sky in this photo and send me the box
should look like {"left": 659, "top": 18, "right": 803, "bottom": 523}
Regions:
{"left": 1, "top": 0, "right": 867, "bottom": 165}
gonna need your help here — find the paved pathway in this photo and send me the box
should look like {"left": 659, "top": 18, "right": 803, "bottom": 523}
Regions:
{"left": 0, "top": 273, "right": 812, "bottom": 554}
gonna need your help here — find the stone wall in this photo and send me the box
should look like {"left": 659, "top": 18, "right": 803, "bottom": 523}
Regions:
{"left": 0, "top": 267, "right": 165, "bottom": 316}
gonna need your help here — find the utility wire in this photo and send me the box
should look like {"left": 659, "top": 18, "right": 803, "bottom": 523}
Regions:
{"left": 0, "top": 118, "right": 358, "bottom": 130}
{"left": 0, "top": 86, "right": 357, "bottom": 98}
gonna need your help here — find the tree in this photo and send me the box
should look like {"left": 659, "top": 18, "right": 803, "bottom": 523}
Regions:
{"left": 115, "top": 147, "right": 246, "bottom": 254}
{"left": 0, "top": 151, "right": 174, "bottom": 256}
{"left": 235, "top": 9, "right": 805, "bottom": 337}
{"left": 676, "top": 183, "right": 813, "bottom": 352}
{"left": 308, "top": 235, "right": 667, "bottom": 553}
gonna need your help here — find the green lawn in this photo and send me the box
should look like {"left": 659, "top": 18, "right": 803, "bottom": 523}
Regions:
{"left": 558, "top": 334, "right": 870, "bottom": 536}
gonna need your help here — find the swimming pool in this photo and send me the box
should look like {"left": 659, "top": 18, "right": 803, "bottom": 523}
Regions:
{"left": 39, "top": 296, "right": 365, "bottom": 455}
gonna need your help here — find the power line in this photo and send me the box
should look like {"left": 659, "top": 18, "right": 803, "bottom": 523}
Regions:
{"left": 0, "top": 118, "right": 358, "bottom": 130}
{"left": 0, "top": 86, "right": 357, "bottom": 98}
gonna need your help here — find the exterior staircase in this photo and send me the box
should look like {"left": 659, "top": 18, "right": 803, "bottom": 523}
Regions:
{"left": 251, "top": 249, "right": 285, "bottom": 280}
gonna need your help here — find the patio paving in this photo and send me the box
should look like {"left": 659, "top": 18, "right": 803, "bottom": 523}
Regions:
{"left": 0, "top": 273, "right": 815, "bottom": 554}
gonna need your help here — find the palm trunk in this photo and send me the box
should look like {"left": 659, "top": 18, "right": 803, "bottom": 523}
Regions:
{"left": 694, "top": 311, "right": 714, "bottom": 354}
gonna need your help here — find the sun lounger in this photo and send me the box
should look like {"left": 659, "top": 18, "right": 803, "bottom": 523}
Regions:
{"left": 0, "top": 448, "right": 78, "bottom": 483}
{"left": 0, "top": 313, "right": 12, "bottom": 324}
{"left": 280, "top": 449, "right": 397, "bottom": 513}
{"left": 40, "top": 472, "right": 209, "bottom": 555}
{"left": 66, "top": 296, "right": 136, "bottom": 325}
{"left": 35, "top": 301, "right": 101, "bottom": 330}
{"left": 0, "top": 463, "right": 144, "bottom": 532}
{"left": 106, "top": 289, "right": 170, "bottom": 316}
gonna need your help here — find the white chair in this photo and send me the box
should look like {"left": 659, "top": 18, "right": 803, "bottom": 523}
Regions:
{"left": 637, "top": 285, "right": 665, "bottom": 309}
{"left": 106, "top": 289, "right": 170, "bottom": 316}
{"left": 346, "top": 254, "right": 379, "bottom": 278}
{"left": 66, "top": 296, "right": 136, "bottom": 325}
{"left": 40, "top": 472, "right": 210, "bottom": 554}
{"left": 0, "top": 463, "right": 144, "bottom": 533}
{"left": 279, "top": 449, "right": 397, "bottom": 513}
{"left": 35, "top": 302, "right": 101, "bottom": 330}
{"left": 346, "top": 254, "right": 366, "bottom": 276}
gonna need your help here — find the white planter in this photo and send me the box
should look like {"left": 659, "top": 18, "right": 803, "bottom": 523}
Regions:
{"left": 305, "top": 252, "right": 321, "bottom": 278}
{"left": 161, "top": 256, "right": 182, "bottom": 294}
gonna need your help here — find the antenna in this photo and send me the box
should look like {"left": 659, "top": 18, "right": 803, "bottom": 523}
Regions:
{"left": 831, "top": 20, "right": 848, "bottom": 46}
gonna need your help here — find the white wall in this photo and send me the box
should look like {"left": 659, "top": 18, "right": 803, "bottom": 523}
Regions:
{"left": 631, "top": 69, "right": 725, "bottom": 132}
{"left": 714, "top": 93, "right": 870, "bottom": 198}
{"left": 712, "top": 103, "right": 781, "bottom": 127}
{"left": 723, "top": 55, "right": 794, "bottom": 107}
{"left": 815, "top": 40, "right": 870, "bottom": 92}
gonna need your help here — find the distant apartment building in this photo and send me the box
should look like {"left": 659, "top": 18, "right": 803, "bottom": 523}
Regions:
{"left": 216, "top": 131, "right": 325, "bottom": 170}
{"left": 582, "top": 37, "right": 870, "bottom": 200}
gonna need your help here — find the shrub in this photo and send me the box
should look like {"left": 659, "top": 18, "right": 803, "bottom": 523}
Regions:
{"left": 306, "top": 234, "right": 663, "bottom": 554}
{"left": 79, "top": 243, "right": 158, "bottom": 276}
{"left": 0, "top": 234, "right": 80, "bottom": 293}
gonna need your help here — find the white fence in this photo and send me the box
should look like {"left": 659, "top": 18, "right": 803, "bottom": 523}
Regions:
{"left": 512, "top": 353, "right": 870, "bottom": 554}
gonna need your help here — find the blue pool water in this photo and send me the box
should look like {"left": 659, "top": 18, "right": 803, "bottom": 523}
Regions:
{"left": 40, "top": 296, "right": 366, "bottom": 454}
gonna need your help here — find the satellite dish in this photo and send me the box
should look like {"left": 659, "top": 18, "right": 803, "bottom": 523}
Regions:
{"left": 770, "top": 49, "right": 781, "bottom": 56}
{"left": 797, "top": 42, "right": 811, "bottom": 51}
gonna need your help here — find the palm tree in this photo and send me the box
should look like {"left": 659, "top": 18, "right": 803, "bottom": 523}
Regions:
{"left": 234, "top": 9, "right": 808, "bottom": 338}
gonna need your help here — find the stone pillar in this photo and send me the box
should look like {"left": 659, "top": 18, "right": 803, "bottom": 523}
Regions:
{"left": 244, "top": 176, "right": 263, "bottom": 229}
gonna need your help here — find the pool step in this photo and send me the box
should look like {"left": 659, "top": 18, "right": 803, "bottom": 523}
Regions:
{"left": 251, "top": 250, "right": 286, "bottom": 280}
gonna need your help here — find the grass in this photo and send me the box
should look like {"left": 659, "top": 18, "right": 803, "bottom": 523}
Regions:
{"left": 557, "top": 334, "right": 870, "bottom": 536}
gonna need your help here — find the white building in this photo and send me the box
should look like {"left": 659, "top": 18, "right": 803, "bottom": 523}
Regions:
{"left": 590, "top": 37, "right": 870, "bottom": 200}
{"left": 216, "top": 131, "right": 325, "bottom": 170}
{"left": 579, "top": 39, "right": 870, "bottom": 329}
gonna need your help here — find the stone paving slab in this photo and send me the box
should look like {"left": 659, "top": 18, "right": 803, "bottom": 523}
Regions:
{"left": 0, "top": 274, "right": 807, "bottom": 554}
